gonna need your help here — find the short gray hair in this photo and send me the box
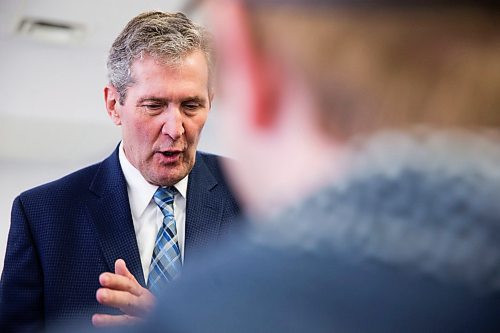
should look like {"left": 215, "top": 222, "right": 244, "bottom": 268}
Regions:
{"left": 107, "top": 11, "right": 213, "bottom": 104}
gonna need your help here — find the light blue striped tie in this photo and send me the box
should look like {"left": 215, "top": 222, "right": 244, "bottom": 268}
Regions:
{"left": 147, "top": 186, "right": 182, "bottom": 294}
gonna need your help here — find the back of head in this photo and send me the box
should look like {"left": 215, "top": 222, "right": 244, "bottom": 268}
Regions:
{"left": 246, "top": 0, "right": 500, "bottom": 140}
{"left": 107, "top": 11, "right": 213, "bottom": 104}
{"left": 240, "top": 0, "right": 500, "bottom": 288}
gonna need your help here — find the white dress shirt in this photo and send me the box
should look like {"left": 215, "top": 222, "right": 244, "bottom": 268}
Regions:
{"left": 118, "top": 143, "right": 187, "bottom": 282}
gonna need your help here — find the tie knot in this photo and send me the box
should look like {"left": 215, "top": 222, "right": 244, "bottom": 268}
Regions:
{"left": 153, "top": 186, "right": 177, "bottom": 216}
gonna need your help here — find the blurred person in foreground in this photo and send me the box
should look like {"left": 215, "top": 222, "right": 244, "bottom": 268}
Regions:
{"left": 0, "top": 11, "right": 241, "bottom": 332}
{"left": 83, "top": 0, "right": 500, "bottom": 332}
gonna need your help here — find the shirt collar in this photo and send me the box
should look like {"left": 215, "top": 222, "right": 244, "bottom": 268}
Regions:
{"left": 119, "top": 142, "right": 188, "bottom": 218}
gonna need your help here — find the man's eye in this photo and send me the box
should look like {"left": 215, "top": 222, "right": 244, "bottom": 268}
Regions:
{"left": 183, "top": 103, "right": 200, "bottom": 110}
{"left": 145, "top": 104, "right": 162, "bottom": 110}
{"left": 142, "top": 104, "right": 163, "bottom": 115}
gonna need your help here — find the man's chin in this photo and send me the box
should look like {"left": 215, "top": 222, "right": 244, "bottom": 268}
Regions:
{"left": 147, "top": 168, "right": 190, "bottom": 187}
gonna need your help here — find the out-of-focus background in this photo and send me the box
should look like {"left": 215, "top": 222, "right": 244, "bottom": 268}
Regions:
{"left": 0, "top": 0, "right": 223, "bottom": 273}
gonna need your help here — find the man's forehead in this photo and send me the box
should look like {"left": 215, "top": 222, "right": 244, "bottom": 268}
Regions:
{"left": 124, "top": 54, "right": 210, "bottom": 97}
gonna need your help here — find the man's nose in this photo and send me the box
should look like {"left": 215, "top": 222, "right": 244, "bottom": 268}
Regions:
{"left": 161, "top": 105, "right": 184, "bottom": 140}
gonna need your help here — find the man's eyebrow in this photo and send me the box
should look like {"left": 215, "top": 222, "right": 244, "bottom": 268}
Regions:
{"left": 136, "top": 96, "right": 208, "bottom": 106}
{"left": 136, "top": 97, "right": 168, "bottom": 105}
{"left": 183, "top": 96, "right": 207, "bottom": 104}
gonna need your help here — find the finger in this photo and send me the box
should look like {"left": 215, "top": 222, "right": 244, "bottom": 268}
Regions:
{"left": 92, "top": 313, "right": 139, "bottom": 327}
{"left": 96, "top": 288, "right": 151, "bottom": 317}
{"left": 96, "top": 287, "right": 134, "bottom": 311}
{"left": 115, "top": 259, "right": 137, "bottom": 283}
{"left": 99, "top": 272, "right": 141, "bottom": 296}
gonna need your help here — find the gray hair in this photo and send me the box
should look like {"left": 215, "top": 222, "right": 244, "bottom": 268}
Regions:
{"left": 107, "top": 11, "right": 213, "bottom": 104}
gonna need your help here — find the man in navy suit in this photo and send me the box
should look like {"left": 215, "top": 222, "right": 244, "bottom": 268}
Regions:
{"left": 0, "top": 11, "right": 240, "bottom": 332}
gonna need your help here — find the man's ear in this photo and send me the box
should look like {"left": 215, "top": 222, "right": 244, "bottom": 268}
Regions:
{"left": 208, "top": 91, "right": 215, "bottom": 110}
{"left": 104, "top": 85, "right": 122, "bottom": 126}
{"left": 210, "top": 1, "right": 282, "bottom": 130}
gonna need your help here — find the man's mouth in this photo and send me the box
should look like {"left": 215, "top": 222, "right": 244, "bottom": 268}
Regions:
{"left": 156, "top": 150, "right": 182, "bottom": 162}
{"left": 161, "top": 151, "right": 179, "bottom": 157}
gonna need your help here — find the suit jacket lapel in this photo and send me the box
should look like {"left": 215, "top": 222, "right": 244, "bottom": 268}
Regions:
{"left": 86, "top": 147, "right": 146, "bottom": 286}
{"left": 185, "top": 153, "right": 223, "bottom": 260}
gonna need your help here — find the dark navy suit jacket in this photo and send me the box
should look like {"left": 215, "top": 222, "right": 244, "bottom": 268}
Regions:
{"left": 0, "top": 147, "right": 241, "bottom": 332}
